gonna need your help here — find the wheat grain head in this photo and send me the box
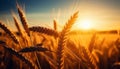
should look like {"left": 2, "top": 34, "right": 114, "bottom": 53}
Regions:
{"left": 0, "top": 21, "right": 19, "bottom": 44}
{"left": 57, "top": 11, "right": 78, "bottom": 69}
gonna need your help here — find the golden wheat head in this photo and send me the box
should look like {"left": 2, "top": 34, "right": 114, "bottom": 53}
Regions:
{"left": 12, "top": 12, "right": 23, "bottom": 36}
{"left": 17, "top": 3, "right": 30, "bottom": 36}
{"left": 29, "top": 26, "right": 59, "bottom": 37}
{"left": 57, "top": 11, "right": 78, "bottom": 69}
{"left": 18, "top": 45, "right": 50, "bottom": 53}
{"left": 0, "top": 21, "right": 19, "bottom": 44}
{"left": 53, "top": 20, "right": 57, "bottom": 31}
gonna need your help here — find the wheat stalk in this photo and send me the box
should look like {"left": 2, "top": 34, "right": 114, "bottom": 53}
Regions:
{"left": 29, "top": 26, "right": 58, "bottom": 69}
{"left": 29, "top": 26, "right": 59, "bottom": 37}
{"left": 0, "top": 21, "right": 19, "bottom": 44}
{"left": 57, "top": 11, "right": 78, "bottom": 69}
{"left": 65, "top": 46, "right": 82, "bottom": 62}
{"left": 16, "top": 4, "right": 42, "bottom": 67}
{"left": 17, "top": 3, "right": 30, "bottom": 36}
{"left": 16, "top": 4, "right": 42, "bottom": 68}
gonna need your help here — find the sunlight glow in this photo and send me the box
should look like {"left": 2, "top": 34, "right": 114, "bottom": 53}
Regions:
{"left": 76, "top": 19, "right": 93, "bottom": 30}
{"left": 81, "top": 19, "right": 92, "bottom": 30}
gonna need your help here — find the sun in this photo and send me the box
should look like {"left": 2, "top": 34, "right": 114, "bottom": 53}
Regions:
{"left": 76, "top": 19, "right": 93, "bottom": 30}
{"left": 81, "top": 19, "right": 92, "bottom": 29}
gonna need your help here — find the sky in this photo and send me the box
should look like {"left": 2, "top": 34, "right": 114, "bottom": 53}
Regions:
{"left": 0, "top": 0, "right": 120, "bottom": 31}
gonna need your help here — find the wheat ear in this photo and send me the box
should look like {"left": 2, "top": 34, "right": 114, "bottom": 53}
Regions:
{"left": 82, "top": 47, "right": 99, "bottom": 69}
{"left": 88, "top": 33, "right": 96, "bottom": 53}
{"left": 0, "top": 22, "right": 19, "bottom": 44}
{"left": 12, "top": 12, "right": 29, "bottom": 47}
{"left": 29, "top": 26, "right": 59, "bottom": 37}
{"left": 57, "top": 11, "right": 78, "bottom": 69}
{"left": 53, "top": 20, "right": 57, "bottom": 31}
{"left": 17, "top": 4, "right": 30, "bottom": 36}
{"left": 12, "top": 12, "right": 23, "bottom": 36}
{"left": 18, "top": 46, "right": 50, "bottom": 53}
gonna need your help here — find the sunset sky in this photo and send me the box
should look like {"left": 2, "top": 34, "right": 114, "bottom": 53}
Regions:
{"left": 0, "top": 0, "right": 120, "bottom": 31}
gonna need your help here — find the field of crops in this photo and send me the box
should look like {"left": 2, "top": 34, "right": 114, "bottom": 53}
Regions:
{"left": 0, "top": 4, "right": 120, "bottom": 69}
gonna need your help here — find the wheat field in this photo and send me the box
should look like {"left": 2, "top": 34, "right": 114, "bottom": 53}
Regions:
{"left": 0, "top": 4, "right": 120, "bottom": 69}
